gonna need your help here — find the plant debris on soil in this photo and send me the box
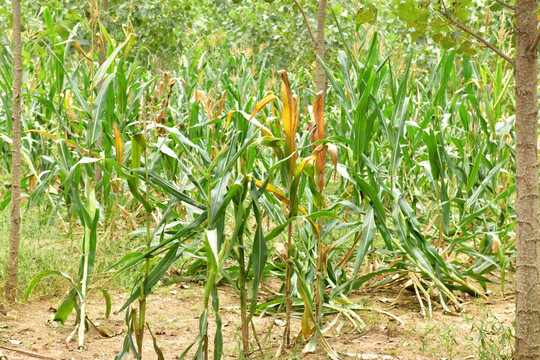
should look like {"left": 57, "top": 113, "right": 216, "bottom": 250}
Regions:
{"left": 0, "top": 281, "right": 514, "bottom": 360}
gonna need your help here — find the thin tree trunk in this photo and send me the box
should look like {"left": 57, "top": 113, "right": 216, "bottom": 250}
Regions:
{"left": 314, "top": 0, "right": 328, "bottom": 100}
{"left": 514, "top": 0, "right": 540, "bottom": 358}
{"left": 313, "top": 0, "right": 327, "bottom": 329}
{"left": 5, "top": 0, "right": 22, "bottom": 302}
{"left": 94, "top": 0, "right": 108, "bottom": 199}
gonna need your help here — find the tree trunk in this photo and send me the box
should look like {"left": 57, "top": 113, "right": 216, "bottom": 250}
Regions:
{"left": 94, "top": 0, "right": 108, "bottom": 199}
{"left": 314, "top": 0, "right": 328, "bottom": 101}
{"left": 514, "top": 0, "right": 540, "bottom": 358}
{"left": 5, "top": 0, "right": 22, "bottom": 302}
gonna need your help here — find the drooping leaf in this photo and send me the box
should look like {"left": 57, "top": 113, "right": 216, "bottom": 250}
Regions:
{"left": 278, "top": 70, "right": 298, "bottom": 176}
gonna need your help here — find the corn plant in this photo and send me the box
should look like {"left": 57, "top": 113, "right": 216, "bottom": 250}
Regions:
{"left": 316, "top": 26, "right": 500, "bottom": 314}
{"left": 24, "top": 8, "right": 138, "bottom": 348}
{"left": 5, "top": 6, "right": 522, "bottom": 358}
{"left": 247, "top": 71, "right": 339, "bottom": 358}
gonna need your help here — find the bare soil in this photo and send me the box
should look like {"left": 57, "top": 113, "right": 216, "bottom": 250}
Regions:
{"left": 0, "top": 282, "right": 514, "bottom": 360}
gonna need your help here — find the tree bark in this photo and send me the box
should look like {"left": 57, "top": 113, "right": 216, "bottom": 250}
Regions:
{"left": 514, "top": 0, "right": 540, "bottom": 358}
{"left": 5, "top": 0, "right": 23, "bottom": 302}
{"left": 314, "top": 0, "right": 328, "bottom": 101}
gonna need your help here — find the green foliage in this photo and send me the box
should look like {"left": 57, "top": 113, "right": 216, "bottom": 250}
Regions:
{"left": 0, "top": 0, "right": 518, "bottom": 357}
{"left": 356, "top": 4, "right": 378, "bottom": 25}
{"left": 389, "top": 0, "right": 513, "bottom": 56}
{"left": 472, "top": 312, "right": 515, "bottom": 359}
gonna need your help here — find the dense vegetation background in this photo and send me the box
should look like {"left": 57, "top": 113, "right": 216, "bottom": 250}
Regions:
{"left": 0, "top": 0, "right": 525, "bottom": 359}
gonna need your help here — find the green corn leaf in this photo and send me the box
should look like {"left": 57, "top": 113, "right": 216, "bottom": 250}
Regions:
{"left": 466, "top": 161, "right": 504, "bottom": 208}
{"left": 43, "top": 7, "right": 53, "bottom": 29}
{"left": 88, "top": 73, "right": 114, "bottom": 147}
{"left": 133, "top": 169, "right": 206, "bottom": 210}
{"left": 110, "top": 160, "right": 153, "bottom": 214}
{"left": 54, "top": 289, "right": 77, "bottom": 323}
{"left": 441, "top": 180, "right": 450, "bottom": 232}
{"left": 146, "top": 324, "right": 165, "bottom": 360}
{"left": 26, "top": 270, "right": 82, "bottom": 301}
{"left": 354, "top": 176, "right": 391, "bottom": 242}
{"left": 118, "top": 244, "right": 183, "bottom": 312}
{"left": 94, "top": 38, "right": 127, "bottom": 85}
{"left": 209, "top": 173, "right": 232, "bottom": 225}
{"left": 353, "top": 206, "right": 376, "bottom": 277}
{"left": 265, "top": 216, "right": 296, "bottom": 242}
{"left": 248, "top": 181, "right": 267, "bottom": 318}
{"left": 305, "top": 210, "right": 340, "bottom": 220}
{"left": 101, "top": 288, "right": 112, "bottom": 318}
{"left": 128, "top": 79, "right": 155, "bottom": 116}
{"left": 86, "top": 209, "right": 100, "bottom": 277}
{"left": 179, "top": 309, "right": 209, "bottom": 360}
{"left": 204, "top": 229, "right": 219, "bottom": 307}
{"left": 212, "top": 287, "right": 223, "bottom": 360}
{"left": 109, "top": 212, "right": 207, "bottom": 282}
{"left": 317, "top": 55, "right": 349, "bottom": 114}
{"left": 331, "top": 267, "right": 397, "bottom": 297}
{"left": 105, "top": 252, "right": 144, "bottom": 272}
{"left": 44, "top": 43, "right": 91, "bottom": 115}
{"left": 98, "top": 21, "right": 115, "bottom": 52}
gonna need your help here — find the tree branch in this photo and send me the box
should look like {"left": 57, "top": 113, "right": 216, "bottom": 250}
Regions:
{"left": 291, "top": 0, "right": 318, "bottom": 47}
{"left": 492, "top": 0, "right": 514, "bottom": 11}
{"left": 529, "top": 26, "right": 540, "bottom": 54}
{"left": 441, "top": 10, "right": 514, "bottom": 66}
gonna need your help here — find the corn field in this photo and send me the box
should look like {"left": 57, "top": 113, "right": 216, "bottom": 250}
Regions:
{"left": 0, "top": 1, "right": 526, "bottom": 359}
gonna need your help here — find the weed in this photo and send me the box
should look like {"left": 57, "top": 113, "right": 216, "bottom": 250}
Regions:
{"left": 473, "top": 312, "right": 514, "bottom": 359}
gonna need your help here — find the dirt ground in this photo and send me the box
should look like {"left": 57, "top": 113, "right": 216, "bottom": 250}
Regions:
{"left": 0, "top": 281, "right": 515, "bottom": 360}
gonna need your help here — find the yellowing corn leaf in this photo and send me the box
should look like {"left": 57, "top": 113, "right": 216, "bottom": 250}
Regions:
{"left": 56, "top": 39, "right": 92, "bottom": 61}
{"left": 195, "top": 90, "right": 213, "bottom": 120}
{"left": 156, "top": 76, "right": 176, "bottom": 125}
{"left": 114, "top": 122, "right": 124, "bottom": 163}
{"left": 278, "top": 70, "right": 298, "bottom": 174}
{"left": 253, "top": 178, "right": 308, "bottom": 215}
{"left": 225, "top": 110, "right": 273, "bottom": 136}
{"left": 216, "top": 90, "right": 227, "bottom": 118}
{"left": 196, "top": 89, "right": 227, "bottom": 122}
{"left": 64, "top": 90, "right": 77, "bottom": 123}
{"left": 118, "top": 204, "right": 136, "bottom": 230}
{"left": 311, "top": 91, "right": 325, "bottom": 191}
{"left": 255, "top": 179, "right": 289, "bottom": 204}
{"left": 124, "top": 32, "right": 136, "bottom": 56}
{"left": 224, "top": 110, "right": 235, "bottom": 132}
{"left": 249, "top": 94, "right": 277, "bottom": 121}
{"left": 299, "top": 308, "right": 315, "bottom": 339}
{"left": 249, "top": 117, "right": 274, "bottom": 137}
{"left": 73, "top": 40, "right": 92, "bottom": 61}
{"left": 337, "top": 231, "right": 363, "bottom": 268}
{"left": 27, "top": 130, "right": 100, "bottom": 158}
{"left": 492, "top": 235, "right": 501, "bottom": 253}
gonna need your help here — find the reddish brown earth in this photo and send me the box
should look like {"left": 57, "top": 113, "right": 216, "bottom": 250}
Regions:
{"left": 0, "top": 282, "right": 514, "bottom": 360}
